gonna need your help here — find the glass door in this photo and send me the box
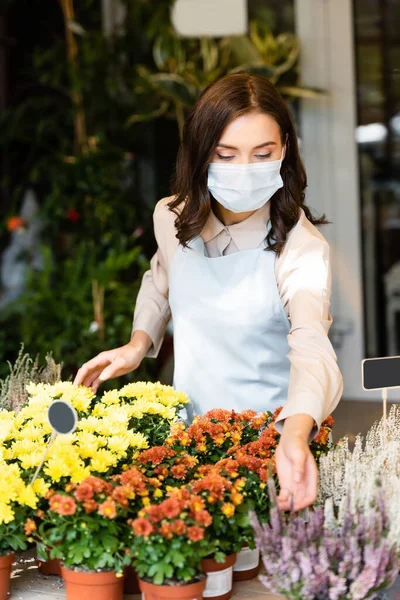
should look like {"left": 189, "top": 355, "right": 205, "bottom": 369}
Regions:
{"left": 354, "top": 0, "right": 400, "bottom": 359}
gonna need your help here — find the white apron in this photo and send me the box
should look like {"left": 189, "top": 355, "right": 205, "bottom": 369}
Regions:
{"left": 168, "top": 235, "right": 291, "bottom": 420}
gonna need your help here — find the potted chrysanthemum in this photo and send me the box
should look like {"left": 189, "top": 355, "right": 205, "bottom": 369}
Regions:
{"left": 187, "top": 470, "right": 249, "bottom": 600}
{"left": 4, "top": 380, "right": 188, "bottom": 576}
{"left": 112, "top": 465, "right": 164, "bottom": 595}
{"left": 31, "top": 475, "right": 135, "bottom": 600}
{"left": 0, "top": 458, "right": 44, "bottom": 600}
{"left": 129, "top": 487, "right": 212, "bottom": 600}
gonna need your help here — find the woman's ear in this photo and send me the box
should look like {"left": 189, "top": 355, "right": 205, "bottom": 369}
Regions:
{"left": 283, "top": 134, "right": 289, "bottom": 160}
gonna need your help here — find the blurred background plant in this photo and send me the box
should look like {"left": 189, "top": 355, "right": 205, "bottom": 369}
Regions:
{"left": 0, "top": 0, "right": 322, "bottom": 382}
{"left": 129, "top": 12, "right": 324, "bottom": 136}
{"left": 0, "top": 345, "right": 62, "bottom": 411}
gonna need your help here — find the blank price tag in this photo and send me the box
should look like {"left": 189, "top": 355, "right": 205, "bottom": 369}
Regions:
{"left": 48, "top": 400, "right": 78, "bottom": 435}
{"left": 30, "top": 400, "right": 78, "bottom": 485}
{"left": 361, "top": 356, "right": 400, "bottom": 391}
{"left": 361, "top": 356, "right": 400, "bottom": 443}
{"left": 171, "top": 0, "right": 247, "bottom": 37}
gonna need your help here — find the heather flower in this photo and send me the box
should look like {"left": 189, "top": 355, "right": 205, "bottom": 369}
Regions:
{"left": 252, "top": 480, "right": 399, "bottom": 600}
{"left": 318, "top": 405, "right": 400, "bottom": 552}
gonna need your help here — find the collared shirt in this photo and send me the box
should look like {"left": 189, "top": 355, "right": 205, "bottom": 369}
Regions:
{"left": 132, "top": 197, "right": 343, "bottom": 434}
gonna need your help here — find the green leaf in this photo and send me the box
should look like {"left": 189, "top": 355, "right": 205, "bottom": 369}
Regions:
{"left": 125, "top": 101, "right": 170, "bottom": 126}
{"left": 226, "top": 35, "right": 262, "bottom": 64}
{"left": 153, "top": 28, "right": 186, "bottom": 72}
{"left": 148, "top": 73, "right": 197, "bottom": 106}
{"left": 276, "top": 85, "right": 327, "bottom": 99}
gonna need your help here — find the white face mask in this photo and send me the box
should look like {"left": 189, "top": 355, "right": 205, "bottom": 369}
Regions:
{"left": 207, "top": 150, "right": 284, "bottom": 213}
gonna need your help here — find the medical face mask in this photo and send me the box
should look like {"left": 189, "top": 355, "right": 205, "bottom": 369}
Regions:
{"left": 207, "top": 151, "right": 284, "bottom": 213}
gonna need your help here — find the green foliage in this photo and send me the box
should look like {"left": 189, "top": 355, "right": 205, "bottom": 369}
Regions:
{"left": 36, "top": 502, "right": 131, "bottom": 573}
{"left": 0, "top": 0, "right": 320, "bottom": 381}
{"left": 129, "top": 16, "right": 326, "bottom": 136}
{"left": 0, "top": 511, "right": 28, "bottom": 556}
{"left": 133, "top": 534, "right": 208, "bottom": 585}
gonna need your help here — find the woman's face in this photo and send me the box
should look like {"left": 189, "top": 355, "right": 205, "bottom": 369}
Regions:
{"left": 211, "top": 111, "right": 284, "bottom": 164}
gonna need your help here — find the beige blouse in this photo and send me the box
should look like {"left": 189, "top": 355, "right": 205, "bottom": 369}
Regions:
{"left": 132, "top": 196, "right": 343, "bottom": 436}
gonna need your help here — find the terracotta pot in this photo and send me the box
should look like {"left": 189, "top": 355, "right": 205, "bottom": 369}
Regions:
{"left": 36, "top": 542, "right": 62, "bottom": 576}
{"left": 139, "top": 576, "right": 206, "bottom": 600}
{"left": 0, "top": 554, "right": 14, "bottom": 600}
{"left": 61, "top": 566, "right": 124, "bottom": 600}
{"left": 201, "top": 554, "right": 236, "bottom": 600}
{"left": 233, "top": 544, "right": 260, "bottom": 582}
{"left": 37, "top": 556, "right": 62, "bottom": 577}
{"left": 124, "top": 564, "right": 140, "bottom": 594}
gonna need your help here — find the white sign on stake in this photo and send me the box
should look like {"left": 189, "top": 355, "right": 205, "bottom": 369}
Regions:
{"left": 171, "top": 0, "right": 247, "bottom": 38}
{"left": 30, "top": 400, "right": 78, "bottom": 486}
{"left": 361, "top": 356, "right": 400, "bottom": 443}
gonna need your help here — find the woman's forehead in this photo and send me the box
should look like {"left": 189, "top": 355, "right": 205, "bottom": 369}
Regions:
{"left": 218, "top": 113, "right": 281, "bottom": 148}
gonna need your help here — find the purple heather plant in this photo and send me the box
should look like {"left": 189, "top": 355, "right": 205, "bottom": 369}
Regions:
{"left": 251, "top": 479, "right": 399, "bottom": 600}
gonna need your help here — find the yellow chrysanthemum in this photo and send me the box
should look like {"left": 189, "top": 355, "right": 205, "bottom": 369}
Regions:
{"left": 0, "top": 410, "right": 16, "bottom": 443}
{"left": 32, "top": 477, "right": 50, "bottom": 498}
{"left": 90, "top": 449, "right": 119, "bottom": 473}
{"left": 107, "top": 434, "right": 131, "bottom": 455}
{"left": 18, "top": 486, "right": 38, "bottom": 509}
{"left": 101, "top": 389, "right": 121, "bottom": 406}
{"left": 0, "top": 502, "right": 14, "bottom": 524}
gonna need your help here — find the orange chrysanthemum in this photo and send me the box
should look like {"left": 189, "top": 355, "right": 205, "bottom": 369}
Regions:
{"left": 194, "top": 510, "right": 212, "bottom": 527}
{"left": 24, "top": 519, "right": 37, "bottom": 535}
{"left": 83, "top": 499, "right": 98, "bottom": 514}
{"left": 138, "top": 446, "right": 176, "bottom": 466}
{"left": 170, "top": 519, "right": 187, "bottom": 536}
{"left": 132, "top": 518, "right": 154, "bottom": 538}
{"left": 187, "top": 525, "right": 204, "bottom": 542}
{"left": 98, "top": 499, "right": 117, "bottom": 519}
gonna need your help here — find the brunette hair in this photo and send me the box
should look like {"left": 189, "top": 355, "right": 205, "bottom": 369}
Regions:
{"left": 169, "top": 72, "right": 329, "bottom": 255}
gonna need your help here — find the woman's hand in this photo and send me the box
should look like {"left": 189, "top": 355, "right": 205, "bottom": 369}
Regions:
{"left": 275, "top": 414, "right": 318, "bottom": 512}
{"left": 73, "top": 331, "right": 152, "bottom": 393}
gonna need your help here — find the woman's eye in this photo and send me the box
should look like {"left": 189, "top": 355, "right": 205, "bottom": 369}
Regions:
{"left": 255, "top": 153, "right": 272, "bottom": 159}
{"left": 216, "top": 154, "right": 234, "bottom": 161}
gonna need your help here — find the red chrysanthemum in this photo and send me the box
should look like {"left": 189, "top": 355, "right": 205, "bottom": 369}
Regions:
{"left": 74, "top": 482, "right": 94, "bottom": 502}
{"left": 132, "top": 518, "right": 154, "bottom": 538}
{"left": 194, "top": 510, "right": 212, "bottom": 527}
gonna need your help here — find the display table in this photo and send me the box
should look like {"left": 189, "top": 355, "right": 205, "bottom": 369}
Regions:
{"left": 9, "top": 550, "right": 277, "bottom": 600}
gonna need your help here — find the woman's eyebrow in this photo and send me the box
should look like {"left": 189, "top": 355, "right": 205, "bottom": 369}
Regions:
{"left": 217, "top": 141, "right": 277, "bottom": 150}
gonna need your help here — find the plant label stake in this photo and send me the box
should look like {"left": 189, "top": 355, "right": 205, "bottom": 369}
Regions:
{"left": 30, "top": 400, "right": 78, "bottom": 485}
{"left": 361, "top": 356, "right": 400, "bottom": 443}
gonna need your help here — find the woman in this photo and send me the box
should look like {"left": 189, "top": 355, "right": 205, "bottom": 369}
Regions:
{"left": 74, "top": 73, "right": 343, "bottom": 512}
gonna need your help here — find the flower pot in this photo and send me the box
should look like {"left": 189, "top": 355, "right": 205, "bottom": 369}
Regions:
{"left": 36, "top": 542, "right": 62, "bottom": 576}
{"left": 124, "top": 564, "right": 140, "bottom": 595}
{"left": 37, "top": 556, "right": 62, "bottom": 577}
{"left": 61, "top": 566, "right": 124, "bottom": 600}
{"left": 233, "top": 544, "right": 260, "bottom": 582}
{"left": 139, "top": 576, "right": 206, "bottom": 600}
{"left": 201, "top": 554, "right": 236, "bottom": 600}
{"left": 0, "top": 554, "right": 14, "bottom": 600}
